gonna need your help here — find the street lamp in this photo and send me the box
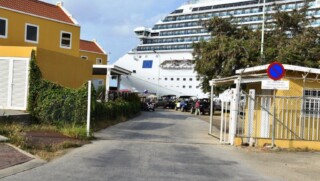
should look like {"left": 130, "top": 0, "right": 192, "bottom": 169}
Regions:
{"left": 153, "top": 49, "right": 161, "bottom": 99}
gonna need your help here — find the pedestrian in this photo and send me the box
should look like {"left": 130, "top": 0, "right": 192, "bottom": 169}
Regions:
{"left": 195, "top": 100, "right": 200, "bottom": 115}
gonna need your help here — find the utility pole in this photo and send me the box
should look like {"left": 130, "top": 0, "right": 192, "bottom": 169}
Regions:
{"left": 261, "top": 0, "right": 266, "bottom": 62}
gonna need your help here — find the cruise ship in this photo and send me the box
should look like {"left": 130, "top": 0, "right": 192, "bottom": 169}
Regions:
{"left": 114, "top": 0, "right": 320, "bottom": 98}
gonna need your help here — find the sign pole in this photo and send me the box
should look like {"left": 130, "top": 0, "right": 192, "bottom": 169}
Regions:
{"left": 87, "top": 81, "right": 92, "bottom": 137}
{"left": 272, "top": 89, "right": 276, "bottom": 148}
{"left": 266, "top": 62, "right": 286, "bottom": 147}
{"left": 209, "top": 81, "right": 214, "bottom": 134}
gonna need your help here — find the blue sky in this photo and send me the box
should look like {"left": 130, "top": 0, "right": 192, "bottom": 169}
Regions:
{"left": 45, "top": 0, "right": 186, "bottom": 64}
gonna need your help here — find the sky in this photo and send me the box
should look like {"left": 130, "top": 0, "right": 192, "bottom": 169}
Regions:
{"left": 44, "top": 0, "right": 187, "bottom": 64}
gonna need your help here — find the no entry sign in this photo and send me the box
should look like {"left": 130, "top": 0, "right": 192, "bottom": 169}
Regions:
{"left": 267, "top": 62, "right": 285, "bottom": 80}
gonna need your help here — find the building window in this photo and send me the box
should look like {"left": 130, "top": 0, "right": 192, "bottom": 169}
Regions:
{"left": 177, "top": 78, "right": 180, "bottom": 81}
{"left": 96, "top": 58, "right": 102, "bottom": 64}
{"left": 0, "top": 17, "right": 7, "bottom": 38}
{"left": 304, "top": 89, "right": 320, "bottom": 116}
{"left": 183, "top": 78, "right": 186, "bottom": 81}
{"left": 132, "top": 70, "right": 136, "bottom": 73}
{"left": 165, "top": 78, "right": 168, "bottom": 81}
{"left": 189, "top": 86, "right": 192, "bottom": 88}
{"left": 25, "top": 23, "right": 39, "bottom": 43}
{"left": 81, "top": 56, "right": 88, "bottom": 60}
{"left": 189, "top": 78, "right": 193, "bottom": 81}
{"left": 60, "top": 31, "right": 72, "bottom": 49}
{"left": 183, "top": 85, "right": 186, "bottom": 88}
{"left": 171, "top": 78, "right": 174, "bottom": 81}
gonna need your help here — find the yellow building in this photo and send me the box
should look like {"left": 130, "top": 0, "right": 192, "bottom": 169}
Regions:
{"left": 211, "top": 64, "right": 320, "bottom": 150}
{"left": 0, "top": 0, "right": 107, "bottom": 110}
{"left": 79, "top": 39, "right": 108, "bottom": 90}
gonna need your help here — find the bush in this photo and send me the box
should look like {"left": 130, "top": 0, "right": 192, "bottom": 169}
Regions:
{"left": 27, "top": 50, "right": 140, "bottom": 127}
{"left": 92, "top": 95, "right": 141, "bottom": 128}
{"left": 27, "top": 50, "right": 90, "bottom": 125}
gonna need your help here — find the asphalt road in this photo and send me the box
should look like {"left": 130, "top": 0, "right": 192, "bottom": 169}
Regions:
{"left": 3, "top": 110, "right": 273, "bottom": 181}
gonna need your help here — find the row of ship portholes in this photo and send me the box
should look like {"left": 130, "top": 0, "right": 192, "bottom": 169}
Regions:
{"left": 163, "top": 85, "right": 200, "bottom": 89}
{"left": 147, "top": 77, "right": 200, "bottom": 81}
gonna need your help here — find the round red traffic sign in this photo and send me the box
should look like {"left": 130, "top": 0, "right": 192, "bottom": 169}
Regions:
{"left": 267, "top": 62, "right": 285, "bottom": 80}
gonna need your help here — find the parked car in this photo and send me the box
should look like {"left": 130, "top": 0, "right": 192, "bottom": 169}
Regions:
{"left": 180, "top": 99, "right": 193, "bottom": 112}
{"left": 175, "top": 95, "right": 194, "bottom": 111}
{"left": 158, "top": 95, "right": 176, "bottom": 109}
{"left": 190, "top": 99, "right": 212, "bottom": 115}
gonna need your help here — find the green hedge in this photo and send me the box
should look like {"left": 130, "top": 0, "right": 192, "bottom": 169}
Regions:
{"left": 93, "top": 95, "right": 141, "bottom": 121}
{"left": 27, "top": 50, "right": 140, "bottom": 126}
{"left": 28, "top": 50, "right": 89, "bottom": 125}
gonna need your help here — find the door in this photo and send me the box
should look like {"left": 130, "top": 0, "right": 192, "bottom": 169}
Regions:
{"left": 260, "top": 90, "right": 272, "bottom": 138}
{"left": 0, "top": 59, "right": 9, "bottom": 108}
{"left": 0, "top": 57, "right": 29, "bottom": 110}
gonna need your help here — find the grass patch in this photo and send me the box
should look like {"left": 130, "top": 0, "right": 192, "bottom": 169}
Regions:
{"left": 0, "top": 121, "right": 89, "bottom": 161}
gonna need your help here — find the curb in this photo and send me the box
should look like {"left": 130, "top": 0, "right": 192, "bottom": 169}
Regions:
{"left": 0, "top": 135, "right": 9, "bottom": 142}
{"left": 0, "top": 144, "right": 46, "bottom": 179}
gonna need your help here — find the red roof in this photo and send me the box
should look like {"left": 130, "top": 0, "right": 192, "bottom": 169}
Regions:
{"left": 0, "top": 0, "right": 74, "bottom": 24}
{"left": 80, "top": 40, "right": 105, "bottom": 54}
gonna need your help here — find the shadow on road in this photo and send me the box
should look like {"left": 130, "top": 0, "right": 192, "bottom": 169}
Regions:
{"left": 129, "top": 122, "right": 175, "bottom": 131}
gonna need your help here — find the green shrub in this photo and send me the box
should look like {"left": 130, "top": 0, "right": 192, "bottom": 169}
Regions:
{"left": 92, "top": 95, "right": 141, "bottom": 126}
{"left": 27, "top": 50, "right": 140, "bottom": 127}
{"left": 27, "top": 50, "right": 91, "bottom": 125}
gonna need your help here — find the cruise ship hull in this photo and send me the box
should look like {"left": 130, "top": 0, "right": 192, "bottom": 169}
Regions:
{"left": 115, "top": 50, "right": 208, "bottom": 98}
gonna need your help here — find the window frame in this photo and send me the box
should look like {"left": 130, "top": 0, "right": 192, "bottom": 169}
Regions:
{"left": 81, "top": 56, "right": 88, "bottom": 60}
{"left": 0, "top": 17, "right": 8, "bottom": 39}
{"left": 303, "top": 89, "right": 320, "bottom": 116}
{"left": 96, "top": 58, "right": 102, "bottom": 64}
{"left": 25, "top": 23, "right": 39, "bottom": 44}
{"left": 60, "top": 31, "right": 72, "bottom": 49}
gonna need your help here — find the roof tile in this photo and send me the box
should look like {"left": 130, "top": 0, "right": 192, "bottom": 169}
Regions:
{"left": 80, "top": 40, "right": 105, "bottom": 54}
{"left": 0, "top": 0, "right": 74, "bottom": 24}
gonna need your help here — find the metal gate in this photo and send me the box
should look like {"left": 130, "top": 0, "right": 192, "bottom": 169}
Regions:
{"left": 0, "top": 57, "right": 29, "bottom": 110}
{"left": 219, "top": 88, "right": 246, "bottom": 144}
{"left": 240, "top": 92, "right": 320, "bottom": 141}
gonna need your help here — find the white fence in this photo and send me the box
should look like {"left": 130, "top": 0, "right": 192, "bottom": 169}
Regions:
{"left": 220, "top": 89, "right": 320, "bottom": 145}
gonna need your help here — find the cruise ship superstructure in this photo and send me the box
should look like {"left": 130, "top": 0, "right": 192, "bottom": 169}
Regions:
{"left": 114, "top": 0, "right": 320, "bottom": 98}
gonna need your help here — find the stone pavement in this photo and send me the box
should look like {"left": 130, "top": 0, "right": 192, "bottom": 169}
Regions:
{"left": 0, "top": 144, "right": 33, "bottom": 170}
{"left": 0, "top": 140, "right": 46, "bottom": 179}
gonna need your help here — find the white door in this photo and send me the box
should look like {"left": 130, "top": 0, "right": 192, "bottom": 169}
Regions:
{"left": 260, "top": 90, "right": 272, "bottom": 138}
{"left": 0, "top": 57, "right": 29, "bottom": 110}
{"left": 0, "top": 59, "right": 9, "bottom": 108}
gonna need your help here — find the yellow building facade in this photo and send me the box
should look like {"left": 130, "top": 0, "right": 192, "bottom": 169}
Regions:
{"left": 235, "top": 65, "right": 320, "bottom": 150}
{"left": 79, "top": 40, "right": 108, "bottom": 89}
{"left": 0, "top": 0, "right": 107, "bottom": 110}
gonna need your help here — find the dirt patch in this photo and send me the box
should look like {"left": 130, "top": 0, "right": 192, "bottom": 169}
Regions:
{"left": 19, "top": 131, "right": 90, "bottom": 161}
{"left": 0, "top": 143, "right": 33, "bottom": 170}
{"left": 24, "top": 131, "right": 80, "bottom": 146}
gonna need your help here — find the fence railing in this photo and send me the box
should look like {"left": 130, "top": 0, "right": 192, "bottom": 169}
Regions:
{"left": 236, "top": 94, "right": 320, "bottom": 141}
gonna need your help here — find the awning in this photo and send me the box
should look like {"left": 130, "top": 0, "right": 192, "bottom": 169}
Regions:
{"left": 92, "top": 65, "right": 131, "bottom": 76}
{"left": 210, "top": 73, "right": 268, "bottom": 86}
